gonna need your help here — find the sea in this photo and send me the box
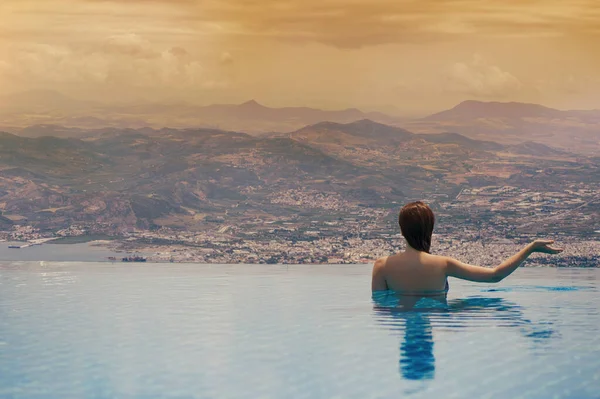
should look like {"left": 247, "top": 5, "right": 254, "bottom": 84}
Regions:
{"left": 0, "top": 241, "right": 127, "bottom": 262}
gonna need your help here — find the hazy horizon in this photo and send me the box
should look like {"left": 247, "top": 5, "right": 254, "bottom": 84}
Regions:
{"left": 1, "top": 0, "right": 599, "bottom": 116}
{"left": 4, "top": 88, "right": 600, "bottom": 116}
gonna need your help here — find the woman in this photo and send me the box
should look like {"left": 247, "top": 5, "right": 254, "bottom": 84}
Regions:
{"left": 372, "top": 201, "right": 563, "bottom": 293}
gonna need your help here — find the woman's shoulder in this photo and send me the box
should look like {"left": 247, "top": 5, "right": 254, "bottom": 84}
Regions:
{"left": 375, "top": 252, "right": 406, "bottom": 265}
{"left": 373, "top": 256, "right": 390, "bottom": 269}
{"left": 421, "top": 252, "right": 451, "bottom": 268}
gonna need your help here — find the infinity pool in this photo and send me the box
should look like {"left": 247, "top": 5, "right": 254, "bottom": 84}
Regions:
{"left": 1, "top": 262, "right": 599, "bottom": 399}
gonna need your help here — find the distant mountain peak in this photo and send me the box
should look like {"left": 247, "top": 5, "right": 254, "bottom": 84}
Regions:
{"left": 349, "top": 118, "right": 378, "bottom": 125}
{"left": 453, "top": 100, "right": 553, "bottom": 112}
{"left": 239, "top": 99, "right": 266, "bottom": 109}
{"left": 297, "top": 119, "right": 413, "bottom": 143}
{"left": 426, "top": 100, "right": 563, "bottom": 120}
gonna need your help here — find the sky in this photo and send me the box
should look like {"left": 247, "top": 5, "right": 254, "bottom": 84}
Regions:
{"left": 0, "top": 0, "right": 599, "bottom": 115}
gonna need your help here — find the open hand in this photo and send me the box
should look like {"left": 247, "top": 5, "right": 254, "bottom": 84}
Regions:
{"left": 530, "top": 239, "right": 564, "bottom": 254}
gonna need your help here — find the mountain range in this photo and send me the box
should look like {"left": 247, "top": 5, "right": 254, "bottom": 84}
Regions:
{"left": 1, "top": 119, "right": 595, "bottom": 234}
{"left": 407, "top": 100, "right": 600, "bottom": 155}
{"left": 1, "top": 90, "right": 598, "bottom": 154}
{"left": 0, "top": 90, "right": 403, "bottom": 135}
{"left": 425, "top": 100, "right": 600, "bottom": 121}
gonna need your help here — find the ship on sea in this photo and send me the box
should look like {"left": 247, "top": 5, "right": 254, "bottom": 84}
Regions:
{"left": 121, "top": 256, "right": 147, "bottom": 262}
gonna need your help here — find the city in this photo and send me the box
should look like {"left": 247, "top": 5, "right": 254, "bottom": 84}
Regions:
{"left": 3, "top": 181, "right": 598, "bottom": 266}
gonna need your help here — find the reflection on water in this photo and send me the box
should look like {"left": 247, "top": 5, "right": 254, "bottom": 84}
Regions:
{"left": 372, "top": 291, "right": 556, "bottom": 381}
{"left": 400, "top": 313, "right": 435, "bottom": 380}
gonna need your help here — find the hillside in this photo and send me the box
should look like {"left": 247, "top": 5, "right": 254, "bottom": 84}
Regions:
{"left": 1, "top": 119, "right": 593, "bottom": 235}
{"left": 406, "top": 100, "right": 600, "bottom": 155}
{"left": 425, "top": 100, "right": 566, "bottom": 120}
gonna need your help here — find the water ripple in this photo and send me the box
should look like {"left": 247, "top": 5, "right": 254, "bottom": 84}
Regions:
{"left": 1, "top": 263, "right": 599, "bottom": 399}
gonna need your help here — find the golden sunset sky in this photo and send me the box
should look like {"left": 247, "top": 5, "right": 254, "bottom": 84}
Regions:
{"left": 1, "top": 0, "right": 599, "bottom": 115}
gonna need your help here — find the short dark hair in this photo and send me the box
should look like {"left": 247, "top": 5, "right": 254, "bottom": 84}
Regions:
{"left": 398, "top": 201, "right": 435, "bottom": 253}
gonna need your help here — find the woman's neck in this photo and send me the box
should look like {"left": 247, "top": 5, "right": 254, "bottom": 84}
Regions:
{"left": 403, "top": 243, "right": 422, "bottom": 255}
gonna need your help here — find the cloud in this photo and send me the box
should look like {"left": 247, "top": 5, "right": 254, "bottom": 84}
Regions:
{"left": 443, "top": 55, "right": 522, "bottom": 98}
{"left": 8, "top": 43, "right": 107, "bottom": 83}
{"left": 2, "top": 34, "right": 217, "bottom": 89}
{"left": 1, "top": 0, "right": 598, "bottom": 110}
{"left": 220, "top": 52, "right": 233, "bottom": 66}
{"left": 169, "top": 46, "right": 189, "bottom": 58}
{"left": 182, "top": 0, "right": 600, "bottom": 47}
{"left": 102, "top": 33, "right": 158, "bottom": 58}
{"left": 0, "top": 59, "right": 11, "bottom": 86}
{"left": 535, "top": 74, "right": 600, "bottom": 95}
{"left": 2, "top": 0, "right": 599, "bottom": 48}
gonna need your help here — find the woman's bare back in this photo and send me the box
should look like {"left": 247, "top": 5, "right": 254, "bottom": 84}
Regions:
{"left": 373, "top": 249, "right": 448, "bottom": 294}
{"left": 372, "top": 240, "right": 564, "bottom": 293}
{"left": 373, "top": 202, "right": 563, "bottom": 294}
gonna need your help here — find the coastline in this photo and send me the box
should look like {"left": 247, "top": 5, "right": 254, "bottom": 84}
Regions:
{"left": 0, "top": 237, "right": 598, "bottom": 267}
{"left": 0, "top": 239, "right": 126, "bottom": 263}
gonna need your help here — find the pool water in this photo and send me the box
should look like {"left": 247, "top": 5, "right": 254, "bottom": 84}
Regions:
{"left": 1, "top": 263, "right": 599, "bottom": 399}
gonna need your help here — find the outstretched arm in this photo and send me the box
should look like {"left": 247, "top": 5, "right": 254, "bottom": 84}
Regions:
{"left": 445, "top": 240, "right": 563, "bottom": 283}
